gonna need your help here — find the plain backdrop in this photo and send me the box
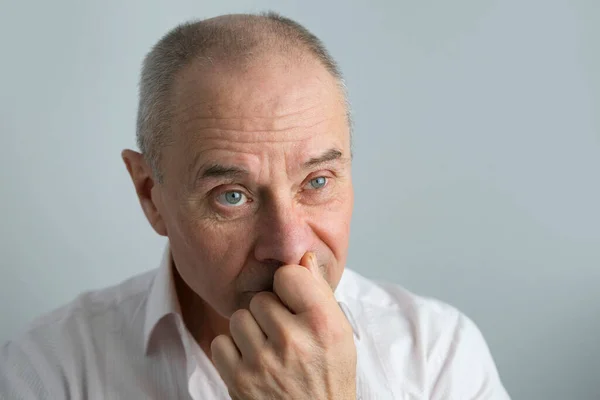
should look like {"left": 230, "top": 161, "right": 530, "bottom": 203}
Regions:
{"left": 1, "top": 0, "right": 599, "bottom": 398}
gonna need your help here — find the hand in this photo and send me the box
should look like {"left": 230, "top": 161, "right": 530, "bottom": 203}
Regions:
{"left": 211, "top": 252, "right": 357, "bottom": 400}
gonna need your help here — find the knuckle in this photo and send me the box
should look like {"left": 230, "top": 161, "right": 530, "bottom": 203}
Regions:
{"left": 277, "top": 325, "right": 295, "bottom": 348}
{"left": 231, "top": 368, "right": 252, "bottom": 391}
{"left": 307, "top": 308, "right": 331, "bottom": 330}
{"left": 210, "top": 334, "right": 230, "bottom": 356}
{"left": 292, "top": 337, "right": 314, "bottom": 357}
{"left": 249, "top": 291, "right": 275, "bottom": 313}
{"left": 276, "top": 329, "right": 313, "bottom": 360}
{"left": 254, "top": 345, "right": 275, "bottom": 367}
{"left": 287, "top": 338, "right": 317, "bottom": 363}
{"left": 229, "top": 309, "right": 251, "bottom": 331}
{"left": 307, "top": 310, "right": 349, "bottom": 344}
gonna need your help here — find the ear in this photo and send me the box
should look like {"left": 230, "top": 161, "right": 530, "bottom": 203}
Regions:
{"left": 121, "top": 149, "right": 167, "bottom": 236}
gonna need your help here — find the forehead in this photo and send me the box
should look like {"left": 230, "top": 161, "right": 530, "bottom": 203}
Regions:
{"left": 171, "top": 54, "right": 347, "bottom": 134}
{"left": 166, "top": 56, "right": 350, "bottom": 175}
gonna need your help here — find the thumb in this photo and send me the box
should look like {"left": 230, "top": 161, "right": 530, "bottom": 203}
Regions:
{"left": 300, "top": 251, "right": 320, "bottom": 279}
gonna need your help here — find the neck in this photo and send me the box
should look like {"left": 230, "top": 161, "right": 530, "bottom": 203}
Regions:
{"left": 172, "top": 265, "right": 229, "bottom": 359}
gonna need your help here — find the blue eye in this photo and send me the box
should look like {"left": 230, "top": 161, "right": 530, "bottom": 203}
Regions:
{"left": 216, "top": 191, "right": 247, "bottom": 207}
{"left": 308, "top": 176, "right": 328, "bottom": 189}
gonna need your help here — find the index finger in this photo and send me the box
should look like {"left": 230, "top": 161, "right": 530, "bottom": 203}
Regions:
{"left": 272, "top": 253, "right": 334, "bottom": 315}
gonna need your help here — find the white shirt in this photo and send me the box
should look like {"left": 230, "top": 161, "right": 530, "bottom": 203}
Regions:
{"left": 0, "top": 246, "right": 510, "bottom": 399}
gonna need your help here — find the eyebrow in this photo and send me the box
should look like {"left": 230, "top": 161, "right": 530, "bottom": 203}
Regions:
{"left": 197, "top": 164, "right": 249, "bottom": 182}
{"left": 303, "top": 148, "right": 345, "bottom": 169}
{"left": 194, "top": 148, "right": 346, "bottom": 185}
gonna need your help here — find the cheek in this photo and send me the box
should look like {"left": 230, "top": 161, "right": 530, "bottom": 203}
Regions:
{"left": 325, "top": 185, "right": 353, "bottom": 243}
{"left": 169, "top": 208, "right": 255, "bottom": 302}
{"left": 310, "top": 190, "right": 353, "bottom": 282}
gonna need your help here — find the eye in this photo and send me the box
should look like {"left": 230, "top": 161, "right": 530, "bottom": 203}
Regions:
{"left": 216, "top": 190, "right": 248, "bottom": 207}
{"left": 306, "top": 176, "right": 328, "bottom": 190}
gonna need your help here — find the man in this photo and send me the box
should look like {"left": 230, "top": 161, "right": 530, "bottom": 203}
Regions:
{"left": 0, "top": 12, "right": 510, "bottom": 399}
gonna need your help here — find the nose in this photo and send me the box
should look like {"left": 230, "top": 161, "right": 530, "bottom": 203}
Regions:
{"left": 253, "top": 196, "right": 314, "bottom": 267}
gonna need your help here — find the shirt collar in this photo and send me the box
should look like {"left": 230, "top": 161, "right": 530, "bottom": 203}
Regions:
{"left": 334, "top": 269, "right": 362, "bottom": 341}
{"left": 143, "top": 244, "right": 181, "bottom": 353}
{"left": 143, "top": 244, "right": 361, "bottom": 353}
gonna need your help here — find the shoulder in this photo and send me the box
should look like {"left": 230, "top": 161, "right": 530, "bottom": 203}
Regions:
{"left": 0, "top": 269, "right": 157, "bottom": 398}
{"left": 339, "top": 268, "right": 491, "bottom": 352}
{"left": 338, "top": 269, "right": 509, "bottom": 398}
{"left": 22, "top": 268, "right": 156, "bottom": 342}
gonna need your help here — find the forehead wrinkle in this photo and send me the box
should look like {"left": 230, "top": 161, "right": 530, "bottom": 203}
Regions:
{"left": 171, "top": 60, "right": 344, "bottom": 130}
{"left": 174, "top": 93, "right": 333, "bottom": 133}
{"left": 180, "top": 114, "right": 329, "bottom": 134}
{"left": 177, "top": 118, "right": 334, "bottom": 149}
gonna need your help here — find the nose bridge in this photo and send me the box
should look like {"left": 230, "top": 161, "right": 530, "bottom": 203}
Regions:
{"left": 253, "top": 192, "right": 311, "bottom": 266}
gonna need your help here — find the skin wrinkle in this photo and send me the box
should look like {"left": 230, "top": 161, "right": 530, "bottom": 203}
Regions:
{"left": 177, "top": 103, "right": 327, "bottom": 121}
{"left": 175, "top": 101, "right": 336, "bottom": 134}
{"left": 191, "top": 149, "right": 348, "bottom": 191}
{"left": 181, "top": 127, "right": 349, "bottom": 195}
{"left": 171, "top": 57, "right": 343, "bottom": 138}
{"left": 185, "top": 120, "right": 333, "bottom": 136}
{"left": 135, "top": 13, "right": 353, "bottom": 187}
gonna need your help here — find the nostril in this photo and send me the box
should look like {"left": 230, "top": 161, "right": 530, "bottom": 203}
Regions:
{"left": 262, "top": 259, "right": 285, "bottom": 269}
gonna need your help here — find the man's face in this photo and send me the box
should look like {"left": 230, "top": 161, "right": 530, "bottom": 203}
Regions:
{"left": 156, "top": 56, "right": 353, "bottom": 318}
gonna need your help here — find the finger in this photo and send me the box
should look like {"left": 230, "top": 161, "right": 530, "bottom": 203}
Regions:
{"left": 229, "top": 308, "right": 267, "bottom": 363}
{"left": 210, "top": 334, "right": 241, "bottom": 387}
{"left": 273, "top": 262, "right": 333, "bottom": 315}
{"left": 299, "top": 251, "right": 321, "bottom": 280}
{"left": 249, "top": 291, "right": 297, "bottom": 344}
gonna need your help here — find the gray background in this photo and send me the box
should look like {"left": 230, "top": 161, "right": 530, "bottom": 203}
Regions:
{"left": 1, "top": 0, "right": 598, "bottom": 399}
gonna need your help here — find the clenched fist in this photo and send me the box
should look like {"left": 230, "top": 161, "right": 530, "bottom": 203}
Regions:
{"left": 210, "top": 252, "right": 357, "bottom": 400}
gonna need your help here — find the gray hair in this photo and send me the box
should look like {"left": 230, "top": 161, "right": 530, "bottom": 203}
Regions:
{"left": 136, "top": 11, "right": 350, "bottom": 183}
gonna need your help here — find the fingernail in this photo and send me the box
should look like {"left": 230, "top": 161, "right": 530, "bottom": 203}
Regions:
{"left": 310, "top": 252, "right": 319, "bottom": 273}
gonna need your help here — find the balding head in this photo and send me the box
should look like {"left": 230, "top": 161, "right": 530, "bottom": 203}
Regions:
{"left": 136, "top": 12, "right": 349, "bottom": 182}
